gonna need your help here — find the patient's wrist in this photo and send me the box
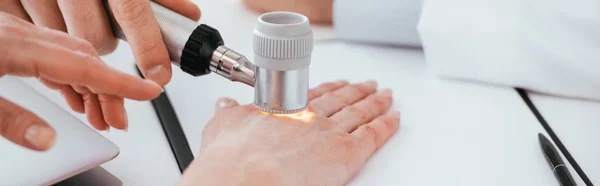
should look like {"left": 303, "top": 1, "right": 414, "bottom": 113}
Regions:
{"left": 176, "top": 148, "right": 281, "bottom": 186}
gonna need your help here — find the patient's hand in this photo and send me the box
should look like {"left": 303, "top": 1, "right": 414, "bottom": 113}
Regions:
{"left": 177, "top": 80, "right": 400, "bottom": 186}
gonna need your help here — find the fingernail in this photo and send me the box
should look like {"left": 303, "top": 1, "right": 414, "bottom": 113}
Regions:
{"left": 379, "top": 89, "right": 392, "bottom": 97}
{"left": 391, "top": 111, "right": 400, "bottom": 119}
{"left": 146, "top": 65, "right": 170, "bottom": 86}
{"left": 25, "top": 125, "right": 56, "bottom": 150}
{"left": 364, "top": 80, "right": 377, "bottom": 89}
{"left": 215, "top": 99, "right": 235, "bottom": 109}
{"left": 142, "top": 79, "right": 164, "bottom": 93}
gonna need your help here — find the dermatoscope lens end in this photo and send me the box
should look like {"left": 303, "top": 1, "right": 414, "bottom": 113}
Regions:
{"left": 254, "top": 104, "right": 308, "bottom": 115}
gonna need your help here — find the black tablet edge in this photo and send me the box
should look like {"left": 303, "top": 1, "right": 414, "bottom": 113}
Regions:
{"left": 136, "top": 67, "right": 194, "bottom": 173}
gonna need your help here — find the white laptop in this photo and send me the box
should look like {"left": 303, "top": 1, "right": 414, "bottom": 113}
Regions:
{"left": 0, "top": 76, "right": 119, "bottom": 186}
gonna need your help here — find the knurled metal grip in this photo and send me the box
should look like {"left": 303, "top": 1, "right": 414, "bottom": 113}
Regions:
{"left": 253, "top": 33, "right": 313, "bottom": 59}
{"left": 180, "top": 24, "right": 224, "bottom": 76}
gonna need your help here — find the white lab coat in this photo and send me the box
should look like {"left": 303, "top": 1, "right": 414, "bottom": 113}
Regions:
{"left": 333, "top": 0, "right": 600, "bottom": 101}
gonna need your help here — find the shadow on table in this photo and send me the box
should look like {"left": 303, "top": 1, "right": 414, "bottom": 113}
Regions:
{"left": 53, "top": 166, "right": 122, "bottom": 186}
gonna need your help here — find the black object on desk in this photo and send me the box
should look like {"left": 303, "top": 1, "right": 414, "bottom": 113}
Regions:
{"left": 136, "top": 67, "right": 194, "bottom": 173}
{"left": 538, "top": 133, "right": 577, "bottom": 186}
{"left": 53, "top": 167, "right": 122, "bottom": 186}
{"left": 517, "top": 88, "right": 593, "bottom": 185}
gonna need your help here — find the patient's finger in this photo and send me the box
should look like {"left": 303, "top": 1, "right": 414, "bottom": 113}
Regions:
{"left": 215, "top": 97, "right": 239, "bottom": 112}
{"left": 351, "top": 111, "right": 400, "bottom": 164}
{"left": 308, "top": 80, "right": 349, "bottom": 101}
{"left": 309, "top": 81, "right": 377, "bottom": 117}
{"left": 331, "top": 89, "right": 393, "bottom": 132}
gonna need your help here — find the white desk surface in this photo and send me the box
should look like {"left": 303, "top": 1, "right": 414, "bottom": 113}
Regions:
{"left": 11, "top": 0, "right": 596, "bottom": 185}
{"left": 529, "top": 93, "right": 600, "bottom": 184}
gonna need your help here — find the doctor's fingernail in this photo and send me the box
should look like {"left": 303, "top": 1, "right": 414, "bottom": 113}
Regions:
{"left": 25, "top": 125, "right": 56, "bottom": 150}
{"left": 146, "top": 65, "right": 171, "bottom": 86}
{"left": 141, "top": 79, "right": 164, "bottom": 92}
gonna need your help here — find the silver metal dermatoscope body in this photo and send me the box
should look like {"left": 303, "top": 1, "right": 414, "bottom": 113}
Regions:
{"left": 252, "top": 12, "right": 314, "bottom": 114}
{"left": 102, "top": 1, "right": 312, "bottom": 114}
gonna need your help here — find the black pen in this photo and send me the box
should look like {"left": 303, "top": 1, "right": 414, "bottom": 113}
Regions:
{"left": 538, "top": 133, "right": 577, "bottom": 186}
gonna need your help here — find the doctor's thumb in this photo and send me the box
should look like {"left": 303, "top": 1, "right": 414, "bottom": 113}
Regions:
{"left": 214, "top": 97, "right": 239, "bottom": 112}
{"left": 0, "top": 97, "right": 56, "bottom": 151}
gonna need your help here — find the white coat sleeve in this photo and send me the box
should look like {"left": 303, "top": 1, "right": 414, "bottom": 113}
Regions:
{"left": 332, "top": 0, "right": 423, "bottom": 47}
{"left": 417, "top": 0, "right": 600, "bottom": 101}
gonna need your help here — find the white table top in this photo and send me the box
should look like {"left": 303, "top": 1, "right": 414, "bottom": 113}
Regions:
{"left": 529, "top": 93, "right": 600, "bottom": 184}
{"left": 9, "top": 0, "right": 597, "bottom": 185}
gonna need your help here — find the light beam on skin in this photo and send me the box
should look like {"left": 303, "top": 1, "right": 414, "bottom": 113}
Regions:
{"left": 258, "top": 109, "right": 316, "bottom": 123}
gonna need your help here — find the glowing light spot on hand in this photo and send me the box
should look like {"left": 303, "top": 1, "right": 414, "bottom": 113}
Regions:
{"left": 258, "top": 109, "right": 316, "bottom": 123}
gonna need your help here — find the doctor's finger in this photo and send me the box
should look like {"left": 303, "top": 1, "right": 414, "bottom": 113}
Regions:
{"left": 2, "top": 29, "right": 163, "bottom": 100}
{"left": 309, "top": 81, "right": 377, "bottom": 117}
{"left": 83, "top": 93, "right": 110, "bottom": 131}
{"left": 57, "top": 0, "right": 118, "bottom": 55}
{"left": 30, "top": 24, "right": 99, "bottom": 55}
{"left": 39, "top": 78, "right": 85, "bottom": 114}
{"left": 20, "top": 0, "right": 67, "bottom": 31}
{"left": 59, "top": 86, "right": 85, "bottom": 114}
{"left": 99, "top": 95, "right": 127, "bottom": 130}
{"left": 153, "top": 0, "right": 201, "bottom": 21}
{"left": 0, "top": 0, "right": 32, "bottom": 21}
{"left": 0, "top": 97, "right": 56, "bottom": 151}
{"left": 108, "top": 0, "right": 172, "bottom": 86}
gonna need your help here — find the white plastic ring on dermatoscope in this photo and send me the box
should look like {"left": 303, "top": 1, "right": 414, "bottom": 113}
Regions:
{"left": 253, "top": 11, "right": 314, "bottom": 114}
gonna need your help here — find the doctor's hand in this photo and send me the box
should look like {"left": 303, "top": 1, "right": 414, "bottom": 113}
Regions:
{"left": 0, "top": 13, "right": 163, "bottom": 151}
{"left": 0, "top": 0, "right": 200, "bottom": 86}
{"left": 177, "top": 80, "right": 400, "bottom": 186}
{"left": 243, "top": 0, "right": 333, "bottom": 23}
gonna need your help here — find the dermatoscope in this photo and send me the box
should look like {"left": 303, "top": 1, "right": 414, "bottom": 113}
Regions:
{"left": 101, "top": 1, "right": 313, "bottom": 114}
